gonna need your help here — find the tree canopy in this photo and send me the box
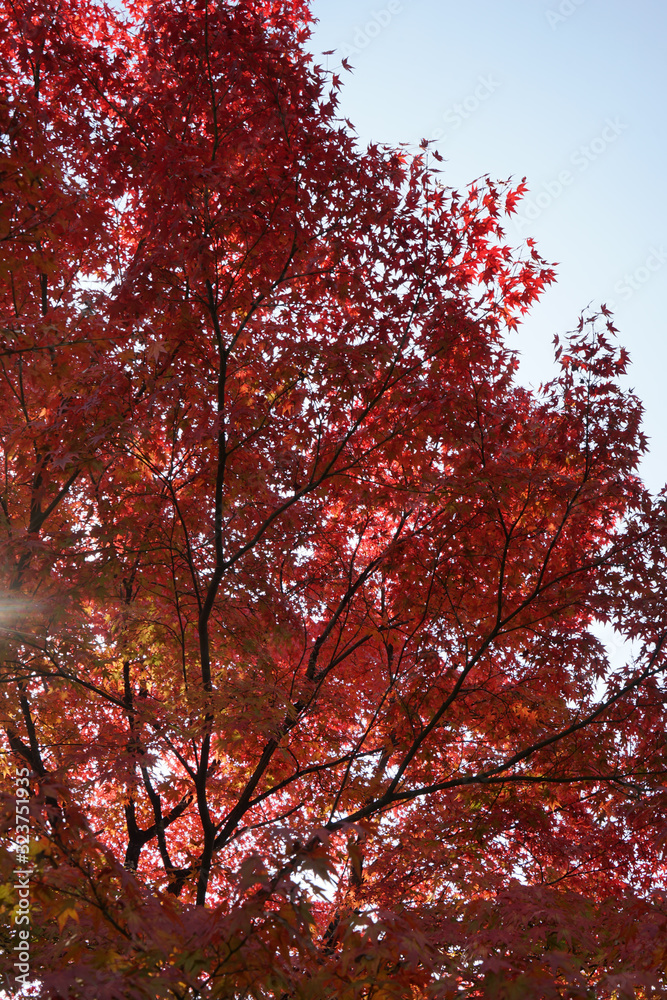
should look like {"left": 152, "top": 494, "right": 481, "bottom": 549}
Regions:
{"left": 1, "top": 1, "right": 666, "bottom": 997}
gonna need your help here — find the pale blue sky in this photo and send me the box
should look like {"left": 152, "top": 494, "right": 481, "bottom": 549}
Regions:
{"left": 309, "top": 0, "right": 667, "bottom": 493}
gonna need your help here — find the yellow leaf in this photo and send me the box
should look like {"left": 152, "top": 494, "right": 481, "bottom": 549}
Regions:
{"left": 57, "top": 907, "right": 79, "bottom": 931}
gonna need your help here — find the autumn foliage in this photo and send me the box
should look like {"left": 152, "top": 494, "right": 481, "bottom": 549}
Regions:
{"left": 1, "top": 1, "right": 666, "bottom": 997}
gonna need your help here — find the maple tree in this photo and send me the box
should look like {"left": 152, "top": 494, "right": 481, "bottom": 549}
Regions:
{"left": 1, "top": 0, "right": 667, "bottom": 996}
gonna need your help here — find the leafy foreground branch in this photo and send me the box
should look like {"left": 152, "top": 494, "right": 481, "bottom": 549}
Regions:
{"left": 1, "top": 1, "right": 666, "bottom": 997}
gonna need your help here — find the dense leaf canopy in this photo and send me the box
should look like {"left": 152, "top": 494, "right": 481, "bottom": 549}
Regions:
{"left": 1, "top": 1, "right": 666, "bottom": 997}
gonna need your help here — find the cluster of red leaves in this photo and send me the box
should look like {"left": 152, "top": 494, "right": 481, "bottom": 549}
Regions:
{"left": 1, "top": 1, "right": 666, "bottom": 998}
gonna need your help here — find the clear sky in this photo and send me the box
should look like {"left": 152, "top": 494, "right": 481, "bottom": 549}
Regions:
{"left": 308, "top": 0, "right": 667, "bottom": 494}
